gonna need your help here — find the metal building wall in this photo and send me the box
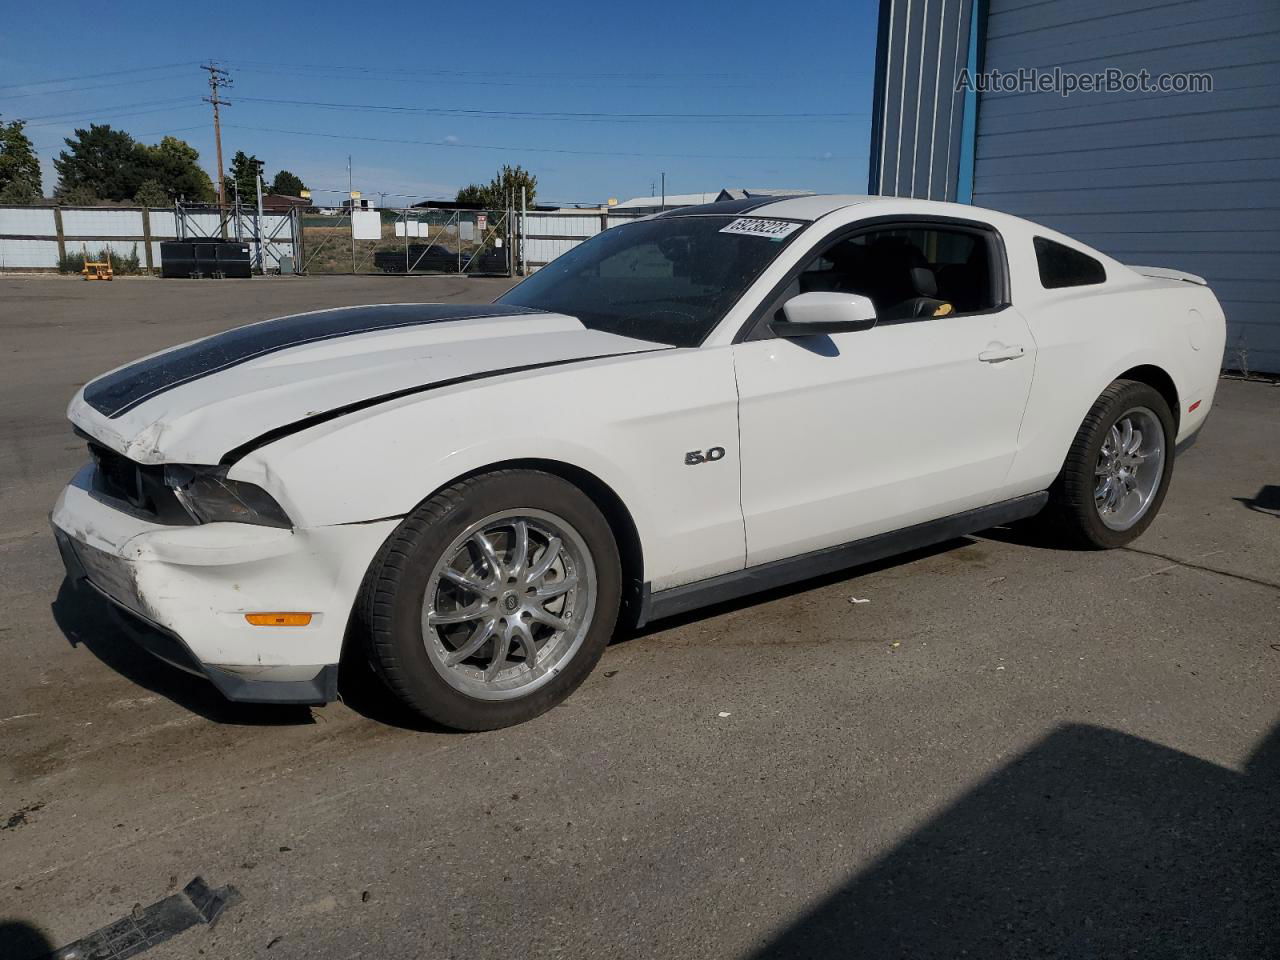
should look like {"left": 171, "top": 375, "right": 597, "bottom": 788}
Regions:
{"left": 972, "top": 0, "right": 1280, "bottom": 372}
{"left": 869, "top": 0, "right": 978, "bottom": 200}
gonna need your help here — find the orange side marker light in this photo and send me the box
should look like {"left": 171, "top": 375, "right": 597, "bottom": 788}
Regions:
{"left": 245, "top": 613, "right": 313, "bottom": 627}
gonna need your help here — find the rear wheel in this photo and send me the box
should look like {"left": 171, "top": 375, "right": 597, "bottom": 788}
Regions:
{"left": 358, "top": 470, "right": 620, "bottom": 730}
{"left": 1043, "top": 380, "right": 1175, "bottom": 549}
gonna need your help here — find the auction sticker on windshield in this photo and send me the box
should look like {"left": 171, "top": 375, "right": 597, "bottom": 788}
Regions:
{"left": 719, "top": 218, "right": 803, "bottom": 241}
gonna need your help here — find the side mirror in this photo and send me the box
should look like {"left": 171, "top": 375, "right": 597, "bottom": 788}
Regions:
{"left": 770, "top": 292, "right": 878, "bottom": 337}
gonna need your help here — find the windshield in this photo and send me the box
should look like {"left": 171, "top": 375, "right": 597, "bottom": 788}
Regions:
{"left": 496, "top": 214, "right": 805, "bottom": 347}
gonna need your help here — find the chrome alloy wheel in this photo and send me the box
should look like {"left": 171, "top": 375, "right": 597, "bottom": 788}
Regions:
{"left": 421, "top": 509, "right": 597, "bottom": 701}
{"left": 1094, "top": 406, "right": 1166, "bottom": 531}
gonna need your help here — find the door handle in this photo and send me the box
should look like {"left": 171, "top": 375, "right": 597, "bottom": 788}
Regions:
{"left": 978, "top": 344, "right": 1026, "bottom": 363}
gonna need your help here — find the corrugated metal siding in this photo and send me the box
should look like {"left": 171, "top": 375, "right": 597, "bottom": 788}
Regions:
{"left": 973, "top": 0, "right": 1280, "bottom": 371}
{"left": 0, "top": 208, "right": 57, "bottom": 236}
{"left": 871, "top": 0, "right": 977, "bottom": 199}
{"left": 180, "top": 212, "right": 224, "bottom": 237}
{"left": 148, "top": 211, "right": 179, "bottom": 237}
{"left": 0, "top": 239, "right": 58, "bottom": 268}
{"left": 60, "top": 209, "right": 144, "bottom": 237}
{"left": 525, "top": 237, "right": 582, "bottom": 266}
{"left": 524, "top": 214, "right": 600, "bottom": 238}
{"left": 522, "top": 212, "right": 642, "bottom": 269}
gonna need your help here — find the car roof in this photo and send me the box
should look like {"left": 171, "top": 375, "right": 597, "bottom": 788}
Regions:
{"left": 652, "top": 193, "right": 1008, "bottom": 224}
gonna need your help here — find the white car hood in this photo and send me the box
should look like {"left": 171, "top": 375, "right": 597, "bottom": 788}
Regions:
{"left": 69, "top": 303, "right": 659, "bottom": 464}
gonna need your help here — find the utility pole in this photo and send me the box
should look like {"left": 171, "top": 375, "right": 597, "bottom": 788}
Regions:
{"left": 347, "top": 155, "right": 355, "bottom": 274}
{"left": 660, "top": 172, "right": 665, "bottom": 212}
{"left": 201, "top": 62, "right": 233, "bottom": 209}
{"left": 255, "top": 168, "right": 265, "bottom": 273}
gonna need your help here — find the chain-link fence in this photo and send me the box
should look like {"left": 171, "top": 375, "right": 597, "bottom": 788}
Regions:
{"left": 298, "top": 207, "right": 514, "bottom": 276}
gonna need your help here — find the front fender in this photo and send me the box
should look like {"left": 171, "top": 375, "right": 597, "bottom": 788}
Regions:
{"left": 232, "top": 348, "right": 746, "bottom": 590}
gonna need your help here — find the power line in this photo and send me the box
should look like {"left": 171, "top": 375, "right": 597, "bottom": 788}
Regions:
{"left": 29, "top": 123, "right": 209, "bottom": 151}
{"left": 23, "top": 101, "right": 202, "bottom": 129}
{"left": 231, "top": 64, "right": 759, "bottom": 92}
{"left": 234, "top": 95, "right": 864, "bottom": 124}
{"left": 225, "top": 58, "right": 853, "bottom": 83}
{"left": 19, "top": 97, "right": 196, "bottom": 124}
{"left": 0, "top": 61, "right": 196, "bottom": 92}
{"left": 0, "top": 71, "right": 196, "bottom": 102}
{"left": 224, "top": 123, "right": 852, "bottom": 162}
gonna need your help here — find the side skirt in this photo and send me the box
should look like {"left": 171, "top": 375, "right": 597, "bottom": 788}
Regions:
{"left": 638, "top": 492, "right": 1049, "bottom": 627}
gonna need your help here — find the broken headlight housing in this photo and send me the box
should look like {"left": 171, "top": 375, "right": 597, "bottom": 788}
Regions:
{"left": 163, "top": 465, "right": 292, "bottom": 529}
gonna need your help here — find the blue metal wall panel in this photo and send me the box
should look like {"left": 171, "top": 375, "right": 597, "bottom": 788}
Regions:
{"left": 972, "top": 0, "right": 1280, "bottom": 371}
{"left": 870, "top": 0, "right": 977, "bottom": 200}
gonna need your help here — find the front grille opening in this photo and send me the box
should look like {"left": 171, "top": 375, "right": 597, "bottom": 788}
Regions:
{"left": 87, "top": 443, "right": 195, "bottom": 525}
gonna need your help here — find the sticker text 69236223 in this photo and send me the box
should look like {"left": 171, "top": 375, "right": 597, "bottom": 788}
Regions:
{"left": 718, "top": 218, "right": 803, "bottom": 241}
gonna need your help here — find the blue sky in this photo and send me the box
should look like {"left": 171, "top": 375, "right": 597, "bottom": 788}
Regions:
{"left": 3, "top": 0, "right": 879, "bottom": 207}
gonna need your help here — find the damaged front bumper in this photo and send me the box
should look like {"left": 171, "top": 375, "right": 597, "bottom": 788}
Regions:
{"left": 52, "top": 464, "right": 398, "bottom": 705}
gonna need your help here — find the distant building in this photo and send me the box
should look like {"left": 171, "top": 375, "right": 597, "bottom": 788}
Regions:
{"left": 260, "top": 194, "right": 310, "bottom": 211}
{"left": 610, "top": 187, "right": 813, "bottom": 217}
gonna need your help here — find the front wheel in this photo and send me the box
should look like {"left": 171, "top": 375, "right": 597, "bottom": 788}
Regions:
{"left": 1043, "top": 380, "right": 1175, "bottom": 549}
{"left": 357, "top": 470, "right": 621, "bottom": 730}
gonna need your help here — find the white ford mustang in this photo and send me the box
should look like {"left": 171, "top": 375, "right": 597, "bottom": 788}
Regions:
{"left": 53, "top": 195, "right": 1226, "bottom": 729}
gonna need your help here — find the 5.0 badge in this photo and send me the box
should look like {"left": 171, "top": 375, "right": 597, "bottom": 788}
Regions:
{"left": 685, "top": 447, "right": 726, "bottom": 465}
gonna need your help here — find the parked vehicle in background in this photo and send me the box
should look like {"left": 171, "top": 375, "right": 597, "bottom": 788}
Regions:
{"left": 52, "top": 195, "right": 1226, "bottom": 729}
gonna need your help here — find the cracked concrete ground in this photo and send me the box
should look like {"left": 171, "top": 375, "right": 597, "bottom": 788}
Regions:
{"left": 1, "top": 275, "right": 1277, "bottom": 959}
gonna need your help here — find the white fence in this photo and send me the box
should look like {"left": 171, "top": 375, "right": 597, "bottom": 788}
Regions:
{"left": 0, "top": 204, "right": 622, "bottom": 273}
{"left": 0, "top": 204, "right": 297, "bottom": 272}
{"left": 522, "top": 211, "right": 642, "bottom": 270}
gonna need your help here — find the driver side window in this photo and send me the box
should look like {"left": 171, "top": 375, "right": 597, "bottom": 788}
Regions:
{"left": 761, "top": 224, "right": 999, "bottom": 333}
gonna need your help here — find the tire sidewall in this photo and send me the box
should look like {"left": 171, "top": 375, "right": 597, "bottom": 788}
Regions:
{"left": 1075, "top": 383, "right": 1176, "bottom": 548}
{"left": 374, "top": 471, "right": 621, "bottom": 730}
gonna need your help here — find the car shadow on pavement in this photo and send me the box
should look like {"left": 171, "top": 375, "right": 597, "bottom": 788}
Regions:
{"left": 748, "top": 720, "right": 1279, "bottom": 960}
{"left": 975, "top": 518, "right": 1078, "bottom": 551}
{"left": 51, "top": 577, "right": 317, "bottom": 726}
{"left": 333, "top": 643, "right": 464, "bottom": 734}
{"left": 1234, "top": 484, "right": 1280, "bottom": 518}
{"left": 0, "top": 920, "right": 54, "bottom": 960}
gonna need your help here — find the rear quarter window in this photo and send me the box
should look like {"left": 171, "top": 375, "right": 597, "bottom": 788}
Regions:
{"left": 1034, "top": 237, "right": 1106, "bottom": 289}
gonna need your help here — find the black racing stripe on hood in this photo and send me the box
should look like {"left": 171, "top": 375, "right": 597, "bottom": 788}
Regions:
{"left": 83, "top": 303, "right": 548, "bottom": 419}
{"left": 219, "top": 348, "right": 671, "bottom": 466}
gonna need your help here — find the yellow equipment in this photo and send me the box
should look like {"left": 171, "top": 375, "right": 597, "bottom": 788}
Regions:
{"left": 81, "top": 246, "right": 113, "bottom": 281}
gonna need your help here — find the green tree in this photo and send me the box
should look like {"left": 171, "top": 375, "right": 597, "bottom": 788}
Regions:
{"left": 0, "top": 177, "right": 41, "bottom": 204}
{"left": 54, "top": 124, "right": 147, "bottom": 201}
{"left": 0, "top": 119, "right": 42, "bottom": 200}
{"left": 59, "top": 184, "right": 99, "bottom": 206}
{"left": 140, "top": 136, "right": 214, "bottom": 203}
{"left": 270, "top": 169, "right": 305, "bottom": 196}
{"left": 133, "top": 178, "right": 170, "bottom": 207}
{"left": 224, "top": 150, "right": 264, "bottom": 205}
{"left": 490, "top": 164, "right": 536, "bottom": 209}
{"left": 455, "top": 165, "right": 537, "bottom": 210}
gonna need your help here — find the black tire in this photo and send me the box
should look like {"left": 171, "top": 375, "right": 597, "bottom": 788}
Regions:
{"left": 356, "top": 470, "right": 621, "bottom": 731}
{"left": 1041, "top": 379, "right": 1176, "bottom": 549}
